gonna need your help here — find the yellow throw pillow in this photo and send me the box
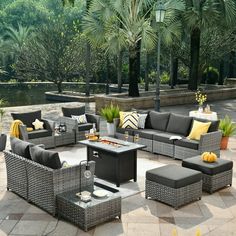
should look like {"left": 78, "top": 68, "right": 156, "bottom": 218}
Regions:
{"left": 119, "top": 111, "right": 137, "bottom": 127}
{"left": 27, "top": 127, "right": 33, "bottom": 132}
{"left": 188, "top": 120, "right": 211, "bottom": 140}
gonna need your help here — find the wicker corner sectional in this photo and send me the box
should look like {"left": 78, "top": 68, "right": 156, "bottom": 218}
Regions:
{"left": 115, "top": 111, "right": 222, "bottom": 160}
{"left": 4, "top": 139, "right": 95, "bottom": 216}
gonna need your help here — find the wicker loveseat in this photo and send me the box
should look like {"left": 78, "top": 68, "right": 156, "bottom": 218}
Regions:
{"left": 4, "top": 137, "right": 95, "bottom": 215}
{"left": 59, "top": 106, "right": 100, "bottom": 142}
{"left": 115, "top": 111, "right": 222, "bottom": 160}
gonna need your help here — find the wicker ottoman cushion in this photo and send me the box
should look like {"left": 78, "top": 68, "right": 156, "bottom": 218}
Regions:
{"left": 146, "top": 164, "right": 202, "bottom": 189}
{"left": 182, "top": 156, "right": 233, "bottom": 175}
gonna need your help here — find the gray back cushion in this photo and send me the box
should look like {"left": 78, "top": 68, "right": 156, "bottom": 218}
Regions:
{"left": 62, "top": 106, "right": 85, "bottom": 117}
{"left": 166, "top": 113, "right": 193, "bottom": 136}
{"left": 10, "top": 137, "right": 34, "bottom": 159}
{"left": 30, "top": 146, "right": 62, "bottom": 169}
{"left": 145, "top": 111, "right": 170, "bottom": 131}
{"left": 192, "top": 118, "right": 220, "bottom": 132}
{"left": 11, "top": 110, "right": 41, "bottom": 128}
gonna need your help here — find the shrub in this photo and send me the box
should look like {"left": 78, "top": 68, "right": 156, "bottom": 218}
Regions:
{"left": 160, "top": 71, "right": 170, "bottom": 84}
{"left": 202, "top": 67, "right": 219, "bottom": 84}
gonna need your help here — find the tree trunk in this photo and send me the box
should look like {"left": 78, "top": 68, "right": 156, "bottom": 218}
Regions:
{"left": 128, "top": 42, "right": 140, "bottom": 97}
{"left": 56, "top": 82, "right": 62, "bottom": 93}
{"left": 144, "top": 52, "right": 150, "bottom": 91}
{"left": 229, "top": 51, "right": 235, "bottom": 78}
{"left": 85, "top": 0, "right": 91, "bottom": 96}
{"left": 106, "top": 56, "right": 110, "bottom": 95}
{"left": 117, "top": 51, "right": 123, "bottom": 93}
{"left": 219, "top": 60, "right": 224, "bottom": 85}
{"left": 169, "top": 51, "right": 174, "bottom": 89}
{"left": 173, "top": 58, "right": 178, "bottom": 86}
{"left": 188, "top": 28, "right": 201, "bottom": 90}
{"left": 85, "top": 42, "right": 91, "bottom": 96}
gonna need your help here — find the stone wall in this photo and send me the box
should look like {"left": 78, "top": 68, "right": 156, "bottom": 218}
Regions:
{"left": 95, "top": 87, "right": 236, "bottom": 113}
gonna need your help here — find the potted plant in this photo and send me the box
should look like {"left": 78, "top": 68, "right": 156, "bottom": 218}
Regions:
{"left": 100, "top": 103, "right": 120, "bottom": 136}
{"left": 219, "top": 115, "right": 236, "bottom": 150}
{"left": 0, "top": 99, "right": 7, "bottom": 151}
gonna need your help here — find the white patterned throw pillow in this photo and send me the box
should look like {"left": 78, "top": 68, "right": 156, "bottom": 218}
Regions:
{"left": 71, "top": 114, "right": 87, "bottom": 124}
{"left": 138, "top": 113, "right": 148, "bottom": 129}
{"left": 121, "top": 112, "right": 139, "bottom": 129}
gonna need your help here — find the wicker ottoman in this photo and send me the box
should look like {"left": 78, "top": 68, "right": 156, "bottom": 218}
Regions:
{"left": 145, "top": 164, "right": 202, "bottom": 209}
{"left": 182, "top": 156, "right": 233, "bottom": 193}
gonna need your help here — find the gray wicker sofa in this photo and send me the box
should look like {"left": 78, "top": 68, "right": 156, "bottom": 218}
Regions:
{"left": 60, "top": 106, "right": 100, "bottom": 142}
{"left": 4, "top": 137, "right": 95, "bottom": 215}
{"left": 115, "top": 111, "right": 222, "bottom": 160}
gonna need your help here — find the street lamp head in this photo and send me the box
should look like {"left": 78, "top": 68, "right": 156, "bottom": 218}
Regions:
{"left": 156, "top": 1, "right": 166, "bottom": 23}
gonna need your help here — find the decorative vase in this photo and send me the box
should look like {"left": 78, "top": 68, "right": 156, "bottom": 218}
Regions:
{"left": 220, "top": 136, "right": 229, "bottom": 150}
{"left": 0, "top": 133, "right": 7, "bottom": 151}
{"left": 106, "top": 122, "right": 115, "bottom": 136}
{"left": 198, "top": 105, "right": 203, "bottom": 113}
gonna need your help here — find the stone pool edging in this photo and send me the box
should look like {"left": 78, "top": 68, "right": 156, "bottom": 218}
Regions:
{"left": 95, "top": 87, "right": 236, "bottom": 113}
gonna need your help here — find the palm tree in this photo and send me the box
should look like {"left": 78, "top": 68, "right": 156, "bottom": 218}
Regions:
{"left": 62, "top": 0, "right": 91, "bottom": 96}
{"left": 83, "top": 0, "right": 158, "bottom": 97}
{"left": 183, "top": 0, "right": 236, "bottom": 90}
{"left": 4, "top": 24, "right": 33, "bottom": 58}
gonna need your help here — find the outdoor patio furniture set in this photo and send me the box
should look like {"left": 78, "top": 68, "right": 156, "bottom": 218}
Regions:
{"left": 11, "top": 106, "right": 100, "bottom": 148}
{"left": 115, "top": 111, "right": 222, "bottom": 160}
{"left": 4, "top": 106, "right": 233, "bottom": 229}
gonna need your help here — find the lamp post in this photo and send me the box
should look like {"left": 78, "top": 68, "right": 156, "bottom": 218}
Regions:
{"left": 155, "top": 1, "right": 166, "bottom": 112}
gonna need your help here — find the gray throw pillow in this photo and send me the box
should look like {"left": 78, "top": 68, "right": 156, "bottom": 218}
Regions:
{"left": 166, "top": 113, "right": 193, "bottom": 136}
{"left": 10, "top": 137, "right": 34, "bottom": 159}
{"left": 30, "top": 146, "right": 62, "bottom": 169}
{"left": 148, "top": 111, "right": 170, "bottom": 131}
{"left": 62, "top": 106, "right": 85, "bottom": 117}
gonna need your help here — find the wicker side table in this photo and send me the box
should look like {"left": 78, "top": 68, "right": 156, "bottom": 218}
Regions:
{"left": 56, "top": 185, "right": 121, "bottom": 231}
{"left": 54, "top": 131, "right": 76, "bottom": 147}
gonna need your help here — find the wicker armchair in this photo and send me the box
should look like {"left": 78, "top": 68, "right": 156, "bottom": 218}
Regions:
{"left": 60, "top": 106, "right": 100, "bottom": 142}
{"left": 11, "top": 110, "right": 55, "bottom": 149}
{"left": 26, "top": 160, "right": 95, "bottom": 216}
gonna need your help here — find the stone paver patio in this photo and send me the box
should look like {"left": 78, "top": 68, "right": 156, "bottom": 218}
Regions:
{"left": 0, "top": 99, "right": 236, "bottom": 235}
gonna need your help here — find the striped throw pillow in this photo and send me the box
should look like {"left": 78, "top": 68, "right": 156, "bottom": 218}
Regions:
{"left": 121, "top": 112, "right": 139, "bottom": 129}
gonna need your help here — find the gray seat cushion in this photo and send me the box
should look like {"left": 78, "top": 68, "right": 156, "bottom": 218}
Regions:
{"left": 10, "top": 137, "right": 34, "bottom": 159}
{"left": 153, "top": 132, "right": 179, "bottom": 144}
{"left": 62, "top": 106, "right": 85, "bottom": 117}
{"left": 175, "top": 138, "right": 199, "bottom": 150}
{"left": 28, "top": 129, "right": 52, "bottom": 139}
{"left": 116, "top": 127, "right": 135, "bottom": 136}
{"left": 133, "top": 129, "right": 159, "bottom": 139}
{"left": 30, "top": 146, "right": 62, "bottom": 169}
{"left": 11, "top": 110, "right": 42, "bottom": 128}
{"left": 166, "top": 114, "right": 193, "bottom": 136}
{"left": 192, "top": 118, "right": 220, "bottom": 132}
{"left": 145, "top": 111, "right": 170, "bottom": 131}
{"left": 146, "top": 164, "right": 202, "bottom": 188}
{"left": 78, "top": 123, "right": 93, "bottom": 131}
{"left": 182, "top": 156, "right": 233, "bottom": 175}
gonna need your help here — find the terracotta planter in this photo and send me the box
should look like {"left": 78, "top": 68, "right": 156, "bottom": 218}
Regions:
{"left": 220, "top": 136, "right": 229, "bottom": 150}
